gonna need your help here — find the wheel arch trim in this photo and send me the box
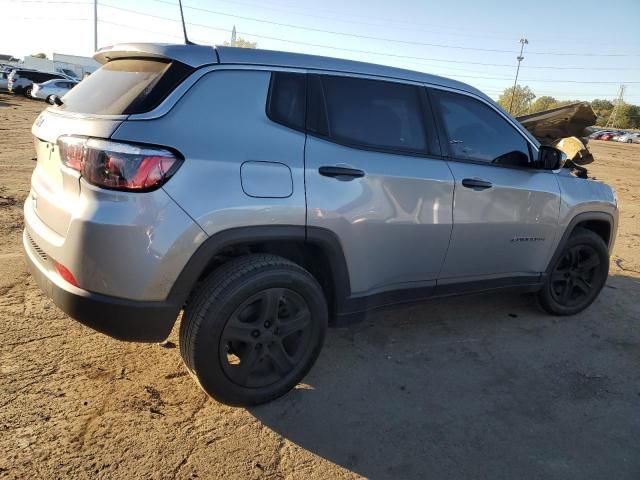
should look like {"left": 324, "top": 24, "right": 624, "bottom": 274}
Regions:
{"left": 167, "top": 225, "right": 352, "bottom": 312}
{"left": 545, "top": 211, "right": 615, "bottom": 275}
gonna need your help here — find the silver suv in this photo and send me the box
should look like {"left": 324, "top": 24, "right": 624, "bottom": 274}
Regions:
{"left": 24, "top": 44, "right": 618, "bottom": 406}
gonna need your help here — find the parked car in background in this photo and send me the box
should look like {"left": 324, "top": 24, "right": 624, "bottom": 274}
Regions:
{"left": 0, "top": 71, "right": 8, "bottom": 91}
{"left": 589, "top": 130, "right": 613, "bottom": 140}
{"left": 31, "top": 78, "right": 78, "bottom": 102}
{"left": 590, "top": 130, "right": 624, "bottom": 140}
{"left": 610, "top": 132, "right": 627, "bottom": 141}
{"left": 599, "top": 132, "right": 619, "bottom": 141}
{"left": 7, "top": 69, "right": 68, "bottom": 97}
{"left": 616, "top": 132, "right": 640, "bottom": 144}
{"left": 56, "top": 68, "right": 80, "bottom": 81}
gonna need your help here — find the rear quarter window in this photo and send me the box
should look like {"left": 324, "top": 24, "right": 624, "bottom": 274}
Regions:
{"left": 57, "top": 58, "right": 193, "bottom": 115}
{"left": 266, "top": 72, "right": 306, "bottom": 131}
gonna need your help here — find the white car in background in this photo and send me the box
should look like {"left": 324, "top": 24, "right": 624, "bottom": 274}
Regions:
{"left": 616, "top": 132, "right": 640, "bottom": 144}
{"left": 31, "top": 78, "right": 78, "bottom": 102}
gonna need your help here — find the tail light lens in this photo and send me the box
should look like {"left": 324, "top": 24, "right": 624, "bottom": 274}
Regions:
{"left": 57, "top": 136, "right": 182, "bottom": 191}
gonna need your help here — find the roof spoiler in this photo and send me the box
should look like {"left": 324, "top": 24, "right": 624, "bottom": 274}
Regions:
{"left": 94, "top": 43, "right": 219, "bottom": 68}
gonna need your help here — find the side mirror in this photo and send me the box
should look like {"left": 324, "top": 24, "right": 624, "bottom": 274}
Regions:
{"left": 537, "top": 146, "right": 566, "bottom": 170}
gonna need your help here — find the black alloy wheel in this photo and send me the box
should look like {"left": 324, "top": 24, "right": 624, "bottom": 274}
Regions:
{"left": 539, "top": 228, "right": 609, "bottom": 315}
{"left": 220, "top": 287, "right": 313, "bottom": 389}
{"left": 180, "top": 254, "right": 327, "bottom": 406}
{"left": 549, "top": 245, "right": 601, "bottom": 308}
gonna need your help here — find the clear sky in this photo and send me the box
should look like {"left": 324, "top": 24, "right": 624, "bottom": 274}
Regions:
{"left": 2, "top": 0, "right": 639, "bottom": 102}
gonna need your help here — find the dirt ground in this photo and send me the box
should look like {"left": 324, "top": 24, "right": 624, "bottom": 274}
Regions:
{"left": 1, "top": 92, "right": 639, "bottom": 480}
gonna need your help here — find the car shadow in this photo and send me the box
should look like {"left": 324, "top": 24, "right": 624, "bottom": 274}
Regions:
{"left": 249, "top": 274, "right": 640, "bottom": 479}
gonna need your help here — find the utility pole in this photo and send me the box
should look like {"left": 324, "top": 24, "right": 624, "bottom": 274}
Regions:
{"left": 509, "top": 37, "right": 528, "bottom": 115}
{"left": 93, "top": 0, "right": 98, "bottom": 51}
{"left": 606, "top": 85, "right": 626, "bottom": 128}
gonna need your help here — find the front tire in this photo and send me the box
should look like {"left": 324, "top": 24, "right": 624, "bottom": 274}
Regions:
{"left": 179, "top": 254, "right": 328, "bottom": 406}
{"left": 538, "top": 228, "right": 609, "bottom": 315}
{"left": 24, "top": 86, "right": 32, "bottom": 98}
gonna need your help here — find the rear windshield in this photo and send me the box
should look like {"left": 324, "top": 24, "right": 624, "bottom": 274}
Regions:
{"left": 58, "top": 58, "right": 193, "bottom": 115}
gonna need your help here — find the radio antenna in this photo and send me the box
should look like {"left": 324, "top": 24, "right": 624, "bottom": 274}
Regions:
{"left": 178, "top": 0, "right": 195, "bottom": 45}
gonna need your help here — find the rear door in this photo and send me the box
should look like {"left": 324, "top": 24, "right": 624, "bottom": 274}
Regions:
{"left": 429, "top": 88, "right": 560, "bottom": 283}
{"left": 304, "top": 74, "right": 454, "bottom": 299}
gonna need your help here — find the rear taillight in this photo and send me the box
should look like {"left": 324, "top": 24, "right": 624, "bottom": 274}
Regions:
{"left": 57, "top": 136, "right": 182, "bottom": 191}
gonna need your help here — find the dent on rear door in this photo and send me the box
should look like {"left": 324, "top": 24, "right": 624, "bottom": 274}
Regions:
{"left": 305, "top": 136, "right": 454, "bottom": 294}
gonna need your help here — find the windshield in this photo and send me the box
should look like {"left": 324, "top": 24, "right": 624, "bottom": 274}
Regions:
{"left": 58, "top": 58, "right": 192, "bottom": 115}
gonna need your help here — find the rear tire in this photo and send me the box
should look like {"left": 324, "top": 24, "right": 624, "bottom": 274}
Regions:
{"left": 24, "top": 86, "right": 32, "bottom": 98}
{"left": 538, "top": 228, "right": 609, "bottom": 315}
{"left": 179, "top": 254, "right": 328, "bottom": 406}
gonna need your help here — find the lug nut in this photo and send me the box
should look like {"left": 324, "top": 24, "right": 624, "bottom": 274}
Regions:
{"left": 255, "top": 343, "right": 262, "bottom": 349}
{"left": 252, "top": 329, "right": 260, "bottom": 338}
{"left": 264, "top": 321, "right": 271, "bottom": 328}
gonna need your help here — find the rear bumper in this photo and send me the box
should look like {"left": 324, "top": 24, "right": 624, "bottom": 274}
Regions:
{"left": 23, "top": 229, "right": 179, "bottom": 342}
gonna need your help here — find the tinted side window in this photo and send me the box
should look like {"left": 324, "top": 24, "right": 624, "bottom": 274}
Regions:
{"left": 267, "top": 72, "right": 306, "bottom": 130}
{"left": 318, "top": 75, "right": 428, "bottom": 153}
{"left": 432, "top": 90, "right": 530, "bottom": 165}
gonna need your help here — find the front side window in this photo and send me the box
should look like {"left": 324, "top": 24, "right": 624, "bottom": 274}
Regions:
{"left": 315, "top": 75, "right": 429, "bottom": 153}
{"left": 433, "top": 90, "right": 530, "bottom": 166}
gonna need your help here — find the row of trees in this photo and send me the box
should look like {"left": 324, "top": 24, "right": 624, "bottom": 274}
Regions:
{"left": 497, "top": 85, "right": 640, "bottom": 129}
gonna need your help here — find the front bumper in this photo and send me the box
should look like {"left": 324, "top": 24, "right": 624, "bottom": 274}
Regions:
{"left": 23, "top": 229, "right": 179, "bottom": 342}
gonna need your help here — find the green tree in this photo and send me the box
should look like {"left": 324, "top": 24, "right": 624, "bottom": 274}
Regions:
{"left": 611, "top": 103, "right": 635, "bottom": 129}
{"left": 591, "top": 99, "right": 614, "bottom": 127}
{"left": 497, "top": 85, "right": 535, "bottom": 116}
{"left": 530, "top": 96, "right": 558, "bottom": 113}
{"left": 223, "top": 37, "right": 257, "bottom": 49}
{"left": 629, "top": 105, "right": 640, "bottom": 129}
{"left": 591, "top": 99, "right": 614, "bottom": 112}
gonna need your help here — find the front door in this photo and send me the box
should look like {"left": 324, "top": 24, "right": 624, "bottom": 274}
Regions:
{"left": 304, "top": 74, "right": 455, "bottom": 298}
{"left": 429, "top": 89, "right": 561, "bottom": 282}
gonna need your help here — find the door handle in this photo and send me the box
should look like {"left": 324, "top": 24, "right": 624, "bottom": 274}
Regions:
{"left": 319, "top": 166, "right": 365, "bottom": 180}
{"left": 461, "top": 178, "right": 493, "bottom": 191}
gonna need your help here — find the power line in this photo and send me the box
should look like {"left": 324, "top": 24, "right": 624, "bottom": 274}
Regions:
{"left": 96, "top": 18, "right": 640, "bottom": 102}
{"left": 9, "top": 16, "right": 90, "bottom": 19}
{"left": 15, "top": 0, "right": 92, "bottom": 3}
{"left": 97, "top": 3, "right": 640, "bottom": 80}
{"left": 145, "top": 0, "right": 640, "bottom": 57}
{"left": 15, "top": 0, "right": 640, "bottom": 57}
{"left": 146, "top": 0, "right": 524, "bottom": 43}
